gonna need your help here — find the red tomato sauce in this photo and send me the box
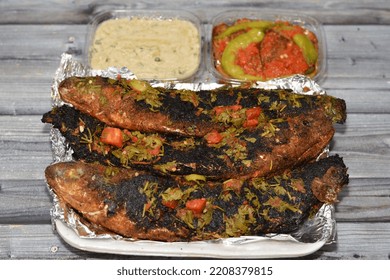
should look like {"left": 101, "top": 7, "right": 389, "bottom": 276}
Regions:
{"left": 260, "top": 31, "right": 309, "bottom": 79}
{"left": 212, "top": 20, "right": 318, "bottom": 81}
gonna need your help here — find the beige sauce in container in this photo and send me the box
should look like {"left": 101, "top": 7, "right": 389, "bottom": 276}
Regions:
{"left": 89, "top": 17, "right": 201, "bottom": 80}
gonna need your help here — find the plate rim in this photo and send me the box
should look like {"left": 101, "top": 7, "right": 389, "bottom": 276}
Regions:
{"left": 55, "top": 219, "right": 327, "bottom": 259}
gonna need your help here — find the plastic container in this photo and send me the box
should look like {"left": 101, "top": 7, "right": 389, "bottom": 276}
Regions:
{"left": 85, "top": 9, "right": 203, "bottom": 82}
{"left": 208, "top": 10, "right": 326, "bottom": 84}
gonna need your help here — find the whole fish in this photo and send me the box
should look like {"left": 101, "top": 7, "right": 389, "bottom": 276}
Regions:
{"left": 45, "top": 155, "right": 348, "bottom": 241}
{"left": 43, "top": 104, "right": 336, "bottom": 179}
{"left": 58, "top": 76, "right": 346, "bottom": 137}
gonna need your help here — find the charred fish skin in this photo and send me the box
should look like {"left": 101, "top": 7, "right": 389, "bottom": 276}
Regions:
{"left": 58, "top": 76, "right": 221, "bottom": 137}
{"left": 41, "top": 105, "right": 229, "bottom": 176}
{"left": 42, "top": 104, "right": 334, "bottom": 180}
{"left": 58, "top": 76, "right": 346, "bottom": 137}
{"left": 45, "top": 155, "right": 348, "bottom": 241}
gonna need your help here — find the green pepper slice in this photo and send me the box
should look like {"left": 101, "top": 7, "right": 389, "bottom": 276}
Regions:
{"left": 220, "top": 28, "right": 265, "bottom": 81}
{"left": 293, "top": 33, "right": 318, "bottom": 66}
{"left": 215, "top": 20, "right": 274, "bottom": 39}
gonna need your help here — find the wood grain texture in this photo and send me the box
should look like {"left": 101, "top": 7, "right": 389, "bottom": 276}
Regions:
{"left": 0, "top": 180, "right": 52, "bottom": 224}
{"left": 1, "top": 0, "right": 390, "bottom": 260}
{"left": 1, "top": 223, "right": 389, "bottom": 260}
{"left": 0, "top": 0, "right": 390, "bottom": 24}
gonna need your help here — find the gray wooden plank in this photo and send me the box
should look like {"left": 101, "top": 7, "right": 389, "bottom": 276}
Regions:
{"left": 0, "top": 223, "right": 184, "bottom": 260}
{"left": 1, "top": 222, "right": 389, "bottom": 259}
{"left": 334, "top": 178, "right": 390, "bottom": 222}
{"left": 336, "top": 196, "right": 390, "bottom": 222}
{"left": 0, "top": 25, "right": 87, "bottom": 61}
{"left": 0, "top": 0, "right": 390, "bottom": 24}
{"left": 0, "top": 115, "right": 53, "bottom": 180}
{"left": 329, "top": 89, "right": 390, "bottom": 114}
{"left": 0, "top": 180, "right": 52, "bottom": 224}
{"left": 307, "top": 222, "right": 390, "bottom": 260}
{"left": 333, "top": 114, "right": 390, "bottom": 154}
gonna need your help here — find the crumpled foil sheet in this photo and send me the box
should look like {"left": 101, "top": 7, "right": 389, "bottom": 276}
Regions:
{"left": 48, "top": 53, "right": 336, "bottom": 247}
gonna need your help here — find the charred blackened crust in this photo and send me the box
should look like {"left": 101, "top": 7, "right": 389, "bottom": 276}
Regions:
{"left": 44, "top": 76, "right": 349, "bottom": 241}
{"left": 45, "top": 155, "right": 348, "bottom": 241}
{"left": 58, "top": 76, "right": 347, "bottom": 137}
{"left": 42, "top": 103, "right": 335, "bottom": 180}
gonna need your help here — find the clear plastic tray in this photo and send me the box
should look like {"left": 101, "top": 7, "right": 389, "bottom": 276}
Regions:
{"left": 85, "top": 9, "right": 204, "bottom": 82}
{"left": 208, "top": 10, "right": 327, "bottom": 84}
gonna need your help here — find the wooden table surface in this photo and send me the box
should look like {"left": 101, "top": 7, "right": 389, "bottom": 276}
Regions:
{"left": 1, "top": 0, "right": 390, "bottom": 260}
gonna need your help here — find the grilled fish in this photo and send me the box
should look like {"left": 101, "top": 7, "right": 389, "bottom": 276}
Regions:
{"left": 43, "top": 104, "right": 336, "bottom": 179}
{"left": 45, "top": 155, "right": 348, "bottom": 241}
{"left": 58, "top": 76, "right": 346, "bottom": 138}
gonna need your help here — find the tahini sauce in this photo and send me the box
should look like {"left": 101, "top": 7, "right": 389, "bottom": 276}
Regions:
{"left": 90, "top": 17, "right": 201, "bottom": 80}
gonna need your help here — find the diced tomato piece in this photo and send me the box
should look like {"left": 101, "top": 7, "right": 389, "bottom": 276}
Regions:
{"left": 123, "top": 130, "right": 138, "bottom": 142}
{"left": 245, "top": 107, "right": 262, "bottom": 120}
{"left": 100, "top": 127, "right": 123, "bottom": 148}
{"left": 213, "top": 106, "right": 226, "bottom": 115}
{"left": 243, "top": 118, "right": 259, "bottom": 128}
{"left": 185, "top": 198, "right": 207, "bottom": 215}
{"left": 204, "top": 130, "right": 223, "bottom": 145}
{"left": 148, "top": 145, "right": 161, "bottom": 156}
{"left": 162, "top": 200, "right": 179, "bottom": 210}
{"left": 213, "top": 105, "right": 242, "bottom": 116}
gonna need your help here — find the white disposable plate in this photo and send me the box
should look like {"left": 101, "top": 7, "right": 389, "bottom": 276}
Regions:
{"left": 55, "top": 220, "right": 327, "bottom": 259}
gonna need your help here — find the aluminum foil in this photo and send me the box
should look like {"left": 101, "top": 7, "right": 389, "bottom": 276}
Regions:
{"left": 47, "top": 53, "right": 336, "bottom": 250}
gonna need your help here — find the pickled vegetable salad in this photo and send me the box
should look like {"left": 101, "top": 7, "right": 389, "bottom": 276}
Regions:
{"left": 212, "top": 19, "right": 319, "bottom": 81}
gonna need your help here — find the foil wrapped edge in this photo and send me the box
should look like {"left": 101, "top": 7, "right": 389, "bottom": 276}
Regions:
{"left": 48, "top": 53, "right": 336, "bottom": 248}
